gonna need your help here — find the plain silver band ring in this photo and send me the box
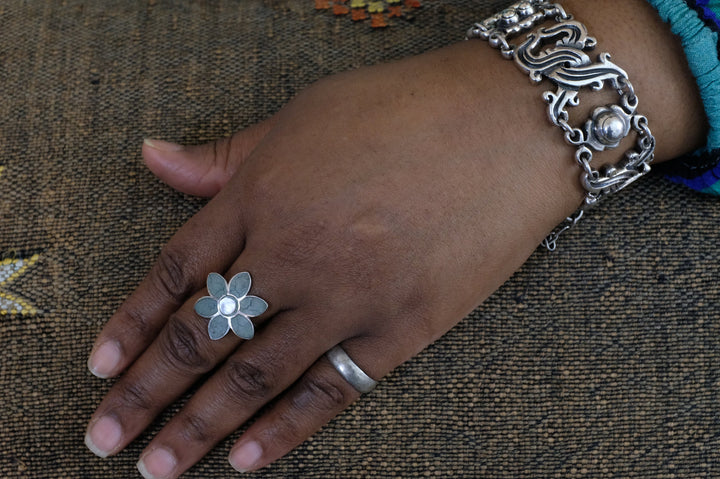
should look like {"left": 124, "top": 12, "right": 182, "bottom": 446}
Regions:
{"left": 325, "top": 345, "right": 378, "bottom": 394}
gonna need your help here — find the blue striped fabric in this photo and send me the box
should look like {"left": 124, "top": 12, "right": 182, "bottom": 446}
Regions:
{"left": 646, "top": 0, "right": 720, "bottom": 194}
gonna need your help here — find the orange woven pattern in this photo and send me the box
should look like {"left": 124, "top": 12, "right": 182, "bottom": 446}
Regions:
{"left": 315, "top": 0, "right": 422, "bottom": 27}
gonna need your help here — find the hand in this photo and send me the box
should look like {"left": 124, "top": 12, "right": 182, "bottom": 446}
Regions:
{"left": 85, "top": 2, "right": 703, "bottom": 476}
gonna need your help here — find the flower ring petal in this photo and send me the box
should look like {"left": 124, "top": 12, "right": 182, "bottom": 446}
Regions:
{"left": 194, "top": 296, "right": 218, "bottom": 318}
{"left": 207, "top": 272, "right": 228, "bottom": 299}
{"left": 239, "top": 296, "right": 268, "bottom": 317}
{"left": 208, "top": 315, "right": 231, "bottom": 340}
{"left": 228, "top": 272, "right": 251, "bottom": 298}
{"left": 230, "top": 314, "right": 255, "bottom": 340}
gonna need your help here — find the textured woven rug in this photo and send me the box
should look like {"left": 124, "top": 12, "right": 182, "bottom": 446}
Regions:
{"left": 2, "top": 1, "right": 719, "bottom": 477}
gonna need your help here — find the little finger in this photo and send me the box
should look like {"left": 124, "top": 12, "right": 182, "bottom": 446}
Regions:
{"left": 228, "top": 337, "right": 384, "bottom": 472}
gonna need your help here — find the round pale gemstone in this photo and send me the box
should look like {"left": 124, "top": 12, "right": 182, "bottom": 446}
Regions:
{"left": 218, "top": 296, "right": 238, "bottom": 316}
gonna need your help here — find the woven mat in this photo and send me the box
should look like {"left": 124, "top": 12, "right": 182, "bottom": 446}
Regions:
{"left": 2, "top": 1, "right": 719, "bottom": 477}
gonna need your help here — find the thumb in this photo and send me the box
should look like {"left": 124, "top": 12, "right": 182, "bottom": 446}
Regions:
{"left": 142, "top": 116, "right": 276, "bottom": 197}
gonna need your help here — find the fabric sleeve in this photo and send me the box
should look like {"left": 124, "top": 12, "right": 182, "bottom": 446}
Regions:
{"left": 645, "top": 0, "right": 720, "bottom": 195}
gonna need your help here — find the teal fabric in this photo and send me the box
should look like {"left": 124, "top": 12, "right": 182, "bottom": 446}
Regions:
{"left": 646, "top": 0, "right": 720, "bottom": 150}
{"left": 703, "top": 181, "right": 720, "bottom": 194}
{"left": 645, "top": 0, "right": 720, "bottom": 194}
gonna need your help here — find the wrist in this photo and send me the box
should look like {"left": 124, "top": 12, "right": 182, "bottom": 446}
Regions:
{"left": 562, "top": 0, "right": 708, "bottom": 163}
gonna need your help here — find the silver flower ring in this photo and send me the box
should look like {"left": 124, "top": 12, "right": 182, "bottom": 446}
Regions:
{"left": 194, "top": 272, "right": 268, "bottom": 340}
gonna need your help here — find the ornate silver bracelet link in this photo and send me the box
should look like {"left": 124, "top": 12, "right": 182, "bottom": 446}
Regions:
{"left": 468, "top": 1, "right": 655, "bottom": 250}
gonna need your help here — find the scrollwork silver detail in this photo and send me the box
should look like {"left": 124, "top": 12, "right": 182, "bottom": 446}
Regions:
{"left": 468, "top": 1, "right": 655, "bottom": 250}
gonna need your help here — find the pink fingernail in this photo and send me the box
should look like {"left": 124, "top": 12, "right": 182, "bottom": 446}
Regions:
{"left": 137, "top": 447, "right": 177, "bottom": 479}
{"left": 85, "top": 416, "right": 123, "bottom": 458}
{"left": 88, "top": 340, "right": 122, "bottom": 378}
{"left": 143, "top": 138, "right": 184, "bottom": 152}
{"left": 229, "top": 440, "right": 263, "bottom": 472}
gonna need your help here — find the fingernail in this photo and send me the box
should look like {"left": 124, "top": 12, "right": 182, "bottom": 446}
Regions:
{"left": 85, "top": 416, "right": 122, "bottom": 458}
{"left": 229, "top": 440, "right": 263, "bottom": 473}
{"left": 137, "top": 447, "right": 177, "bottom": 479}
{"left": 144, "top": 138, "right": 184, "bottom": 152}
{"left": 88, "top": 340, "right": 122, "bottom": 378}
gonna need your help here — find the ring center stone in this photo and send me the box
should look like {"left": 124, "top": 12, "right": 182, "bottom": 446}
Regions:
{"left": 218, "top": 296, "right": 238, "bottom": 316}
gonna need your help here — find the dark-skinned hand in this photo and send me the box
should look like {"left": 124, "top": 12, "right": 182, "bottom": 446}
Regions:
{"left": 85, "top": 2, "right": 705, "bottom": 476}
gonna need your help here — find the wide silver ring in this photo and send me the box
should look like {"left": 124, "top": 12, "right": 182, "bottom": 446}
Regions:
{"left": 326, "top": 345, "right": 378, "bottom": 394}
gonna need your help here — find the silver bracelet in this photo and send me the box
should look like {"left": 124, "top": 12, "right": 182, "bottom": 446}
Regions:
{"left": 467, "top": 1, "right": 655, "bottom": 250}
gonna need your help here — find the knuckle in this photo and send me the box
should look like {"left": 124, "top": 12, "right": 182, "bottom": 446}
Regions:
{"left": 117, "top": 304, "right": 154, "bottom": 337}
{"left": 291, "top": 372, "right": 350, "bottom": 414}
{"left": 221, "top": 357, "right": 274, "bottom": 403}
{"left": 260, "top": 408, "right": 304, "bottom": 450}
{"left": 160, "top": 315, "right": 214, "bottom": 373}
{"left": 115, "top": 379, "right": 153, "bottom": 413}
{"left": 178, "top": 412, "right": 214, "bottom": 445}
{"left": 152, "top": 244, "right": 195, "bottom": 303}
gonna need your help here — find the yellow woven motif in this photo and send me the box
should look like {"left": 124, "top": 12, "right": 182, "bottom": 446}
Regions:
{"left": 0, "top": 166, "right": 40, "bottom": 316}
{"left": 0, "top": 254, "right": 40, "bottom": 316}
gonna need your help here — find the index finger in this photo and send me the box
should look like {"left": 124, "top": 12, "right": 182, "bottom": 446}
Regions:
{"left": 87, "top": 187, "right": 248, "bottom": 379}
